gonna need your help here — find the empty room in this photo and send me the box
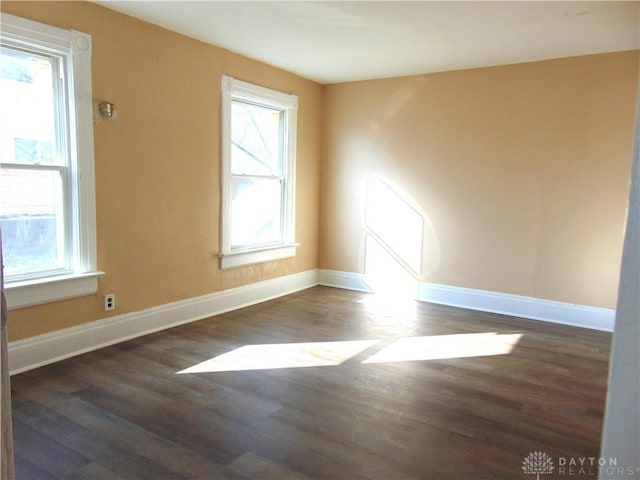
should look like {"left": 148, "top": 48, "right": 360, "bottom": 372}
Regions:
{"left": 0, "top": 1, "right": 639, "bottom": 479}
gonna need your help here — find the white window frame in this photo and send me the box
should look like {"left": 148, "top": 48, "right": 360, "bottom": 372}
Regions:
{"left": 219, "top": 75, "right": 298, "bottom": 269}
{"left": 1, "top": 14, "right": 101, "bottom": 309}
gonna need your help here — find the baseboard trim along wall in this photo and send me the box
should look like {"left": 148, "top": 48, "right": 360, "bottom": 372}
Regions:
{"left": 9, "top": 268, "right": 615, "bottom": 374}
{"left": 8, "top": 269, "right": 319, "bottom": 375}
{"left": 317, "top": 269, "right": 372, "bottom": 293}
{"left": 415, "top": 281, "right": 615, "bottom": 332}
{"left": 317, "top": 269, "right": 615, "bottom": 332}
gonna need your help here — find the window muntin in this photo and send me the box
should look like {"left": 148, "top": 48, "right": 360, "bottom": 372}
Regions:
{"left": 220, "top": 75, "right": 298, "bottom": 269}
{"left": 0, "top": 13, "right": 100, "bottom": 308}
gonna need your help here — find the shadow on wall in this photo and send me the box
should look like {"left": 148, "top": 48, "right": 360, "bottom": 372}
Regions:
{"left": 363, "top": 177, "right": 440, "bottom": 298}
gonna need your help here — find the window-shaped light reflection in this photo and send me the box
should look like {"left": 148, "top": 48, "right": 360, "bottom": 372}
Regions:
{"left": 177, "top": 339, "right": 380, "bottom": 374}
{"left": 364, "top": 236, "right": 419, "bottom": 301}
{"left": 177, "top": 332, "right": 523, "bottom": 374}
{"left": 362, "top": 332, "right": 523, "bottom": 364}
{"left": 365, "top": 178, "right": 423, "bottom": 274}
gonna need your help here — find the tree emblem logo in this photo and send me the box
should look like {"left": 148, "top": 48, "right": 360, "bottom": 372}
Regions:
{"left": 522, "top": 451, "right": 555, "bottom": 480}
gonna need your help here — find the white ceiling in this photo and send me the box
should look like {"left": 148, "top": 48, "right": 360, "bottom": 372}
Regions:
{"left": 95, "top": 1, "right": 640, "bottom": 84}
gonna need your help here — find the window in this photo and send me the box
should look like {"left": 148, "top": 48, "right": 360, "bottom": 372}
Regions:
{"left": 0, "top": 14, "right": 100, "bottom": 308}
{"left": 219, "top": 75, "right": 298, "bottom": 269}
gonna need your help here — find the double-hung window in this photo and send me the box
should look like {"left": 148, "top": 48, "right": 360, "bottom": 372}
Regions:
{"left": 219, "top": 75, "right": 298, "bottom": 269}
{"left": 0, "top": 14, "right": 99, "bottom": 308}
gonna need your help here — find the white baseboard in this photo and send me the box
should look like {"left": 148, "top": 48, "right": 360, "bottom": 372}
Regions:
{"left": 317, "top": 269, "right": 372, "bottom": 293}
{"left": 9, "top": 268, "right": 615, "bottom": 375}
{"left": 416, "top": 282, "right": 615, "bottom": 332}
{"left": 319, "top": 269, "right": 615, "bottom": 332}
{"left": 8, "top": 269, "right": 319, "bottom": 375}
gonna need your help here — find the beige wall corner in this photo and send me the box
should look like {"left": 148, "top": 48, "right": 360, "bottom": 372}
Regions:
{"left": 321, "top": 51, "right": 640, "bottom": 308}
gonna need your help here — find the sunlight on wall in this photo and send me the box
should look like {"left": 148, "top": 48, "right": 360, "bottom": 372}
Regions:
{"left": 364, "top": 237, "right": 419, "bottom": 300}
{"left": 365, "top": 177, "right": 423, "bottom": 274}
{"left": 177, "top": 332, "right": 523, "bottom": 374}
{"left": 363, "top": 177, "right": 425, "bottom": 299}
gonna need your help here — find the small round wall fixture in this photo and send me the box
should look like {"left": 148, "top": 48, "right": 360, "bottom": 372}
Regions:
{"left": 98, "top": 101, "right": 115, "bottom": 119}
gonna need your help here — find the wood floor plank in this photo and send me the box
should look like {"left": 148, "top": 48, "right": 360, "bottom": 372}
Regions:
{"left": 66, "top": 462, "right": 127, "bottom": 480}
{"left": 228, "top": 453, "right": 311, "bottom": 480}
{"left": 12, "top": 417, "right": 91, "bottom": 478}
{"left": 14, "top": 454, "right": 59, "bottom": 480}
{"left": 11, "top": 286, "right": 611, "bottom": 479}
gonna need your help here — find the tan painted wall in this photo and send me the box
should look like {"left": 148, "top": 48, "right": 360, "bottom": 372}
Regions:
{"left": 1, "top": 1, "right": 323, "bottom": 341}
{"left": 2, "top": 2, "right": 637, "bottom": 342}
{"left": 321, "top": 51, "right": 639, "bottom": 308}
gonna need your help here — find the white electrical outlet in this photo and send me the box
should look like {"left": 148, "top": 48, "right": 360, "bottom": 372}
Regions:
{"left": 104, "top": 293, "right": 115, "bottom": 311}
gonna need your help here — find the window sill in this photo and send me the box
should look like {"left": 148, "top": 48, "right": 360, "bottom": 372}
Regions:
{"left": 220, "top": 244, "right": 299, "bottom": 270}
{"left": 4, "top": 271, "right": 104, "bottom": 309}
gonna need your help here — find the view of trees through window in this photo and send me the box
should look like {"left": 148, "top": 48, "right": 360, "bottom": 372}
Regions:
{"left": 230, "top": 100, "right": 285, "bottom": 248}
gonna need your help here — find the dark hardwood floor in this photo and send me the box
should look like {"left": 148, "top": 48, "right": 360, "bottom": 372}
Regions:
{"left": 10, "top": 286, "right": 612, "bottom": 479}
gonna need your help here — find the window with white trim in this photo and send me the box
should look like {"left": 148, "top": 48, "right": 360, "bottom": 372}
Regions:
{"left": 0, "top": 14, "right": 100, "bottom": 308}
{"left": 219, "top": 75, "right": 298, "bottom": 269}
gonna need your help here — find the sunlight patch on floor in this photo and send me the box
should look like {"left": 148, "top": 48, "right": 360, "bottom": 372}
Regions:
{"left": 362, "top": 332, "right": 523, "bottom": 364}
{"left": 177, "top": 332, "right": 523, "bottom": 374}
{"left": 177, "top": 339, "right": 380, "bottom": 373}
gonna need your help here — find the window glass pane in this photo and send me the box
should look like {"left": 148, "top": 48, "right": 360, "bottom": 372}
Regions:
{"left": 0, "top": 168, "right": 66, "bottom": 276}
{"left": 231, "top": 177, "right": 282, "bottom": 247}
{"left": 0, "top": 47, "right": 58, "bottom": 165}
{"left": 231, "top": 101, "right": 282, "bottom": 176}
